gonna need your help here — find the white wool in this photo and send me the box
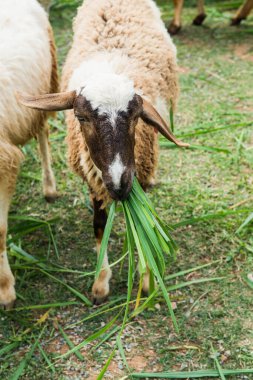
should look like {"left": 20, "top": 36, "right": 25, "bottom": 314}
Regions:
{"left": 0, "top": 0, "right": 51, "bottom": 144}
{"left": 108, "top": 154, "right": 126, "bottom": 190}
{"left": 80, "top": 73, "right": 135, "bottom": 114}
{"left": 69, "top": 56, "right": 135, "bottom": 116}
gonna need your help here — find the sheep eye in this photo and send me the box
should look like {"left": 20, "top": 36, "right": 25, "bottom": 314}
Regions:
{"left": 76, "top": 115, "right": 89, "bottom": 123}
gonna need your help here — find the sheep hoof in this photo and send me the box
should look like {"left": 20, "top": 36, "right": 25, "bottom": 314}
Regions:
{"left": 167, "top": 22, "right": 181, "bottom": 35}
{"left": 231, "top": 17, "right": 244, "bottom": 26}
{"left": 141, "top": 288, "right": 149, "bottom": 297}
{"left": 92, "top": 295, "right": 108, "bottom": 306}
{"left": 0, "top": 300, "right": 15, "bottom": 311}
{"left": 92, "top": 279, "right": 110, "bottom": 305}
{"left": 44, "top": 192, "right": 58, "bottom": 203}
{"left": 0, "top": 281, "right": 16, "bottom": 310}
{"left": 142, "top": 273, "right": 156, "bottom": 297}
{"left": 192, "top": 13, "right": 207, "bottom": 26}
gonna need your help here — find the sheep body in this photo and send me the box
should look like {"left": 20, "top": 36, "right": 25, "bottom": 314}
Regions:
{"left": 62, "top": 0, "right": 179, "bottom": 207}
{"left": 0, "top": 0, "right": 56, "bottom": 148}
{"left": 19, "top": 0, "right": 181, "bottom": 303}
{"left": 0, "top": 0, "right": 58, "bottom": 307}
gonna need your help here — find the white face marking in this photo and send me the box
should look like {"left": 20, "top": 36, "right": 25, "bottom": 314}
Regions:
{"left": 80, "top": 73, "right": 135, "bottom": 116}
{"left": 108, "top": 154, "right": 126, "bottom": 190}
{"left": 69, "top": 58, "right": 135, "bottom": 126}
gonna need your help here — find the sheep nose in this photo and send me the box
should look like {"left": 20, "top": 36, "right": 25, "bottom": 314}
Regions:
{"left": 113, "top": 187, "right": 129, "bottom": 201}
{"left": 106, "top": 170, "right": 134, "bottom": 201}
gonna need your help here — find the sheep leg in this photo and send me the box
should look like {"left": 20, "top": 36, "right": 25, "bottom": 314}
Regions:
{"left": 38, "top": 123, "right": 57, "bottom": 202}
{"left": 231, "top": 0, "right": 253, "bottom": 25}
{"left": 193, "top": 0, "right": 206, "bottom": 25}
{"left": 168, "top": 0, "right": 184, "bottom": 35}
{"left": 0, "top": 175, "right": 18, "bottom": 309}
{"left": 92, "top": 199, "right": 112, "bottom": 305}
{"left": 141, "top": 265, "right": 151, "bottom": 295}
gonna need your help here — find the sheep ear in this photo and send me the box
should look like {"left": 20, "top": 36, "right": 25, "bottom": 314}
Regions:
{"left": 16, "top": 91, "right": 76, "bottom": 111}
{"left": 140, "top": 97, "right": 189, "bottom": 148}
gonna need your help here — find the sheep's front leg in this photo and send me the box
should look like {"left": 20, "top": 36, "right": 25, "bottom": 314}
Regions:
{"left": 193, "top": 0, "right": 206, "bottom": 26}
{"left": 91, "top": 199, "right": 112, "bottom": 305}
{"left": 38, "top": 123, "right": 57, "bottom": 202}
{"left": 168, "top": 0, "right": 184, "bottom": 35}
{"left": 142, "top": 266, "right": 151, "bottom": 295}
{"left": 0, "top": 183, "right": 16, "bottom": 309}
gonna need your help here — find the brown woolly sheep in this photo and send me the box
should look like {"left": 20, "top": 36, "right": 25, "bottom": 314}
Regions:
{"left": 19, "top": 0, "right": 188, "bottom": 304}
{"left": 168, "top": 0, "right": 253, "bottom": 34}
{"left": 0, "top": 0, "right": 58, "bottom": 308}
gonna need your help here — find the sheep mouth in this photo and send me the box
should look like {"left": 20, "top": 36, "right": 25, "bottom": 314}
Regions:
{"left": 105, "top": 181, "right": 133, "bottom": 201}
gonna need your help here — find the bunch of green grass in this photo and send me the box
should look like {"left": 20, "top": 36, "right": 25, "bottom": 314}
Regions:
{"left": 96, "top": 177, "right": 179, "bottom": 330}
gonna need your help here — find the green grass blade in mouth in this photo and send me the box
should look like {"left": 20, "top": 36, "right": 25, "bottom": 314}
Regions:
{"left": 123, "top": 202, "right": 146, "bottom": 274}
{"left": 97, "top": 177, "right": 179, "bottom": 331}
{"left": 95, "top": 201, "right": 116, "bottom": 279}
{"left": 137, "top": 227, "right": 178, "bottom": 332}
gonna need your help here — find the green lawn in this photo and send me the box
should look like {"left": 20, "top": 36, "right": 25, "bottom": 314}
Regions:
{"left": 1, "top": 1, "right": 253, "bottom": 379}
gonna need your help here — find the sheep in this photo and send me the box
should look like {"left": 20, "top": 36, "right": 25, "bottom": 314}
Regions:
{"left": 168, "top": 0, "right": 253, "bottom": 35}
{"left": 0, "top": 0, "right": 58, "bottom": 308}
{"left": 19, "top": 0, "right": 188, "bottom": 304}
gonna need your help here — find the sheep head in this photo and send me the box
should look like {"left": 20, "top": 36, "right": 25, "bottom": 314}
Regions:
{"left": 17, "top": 90, "right": 188, "bottom": 201}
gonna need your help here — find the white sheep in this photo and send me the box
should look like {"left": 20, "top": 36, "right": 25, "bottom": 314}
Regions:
{"left": 19, "top": 0, "right": 188, "bottom": 304}
{"left": 0, "top": 0, "right": 58, "bottom": 308}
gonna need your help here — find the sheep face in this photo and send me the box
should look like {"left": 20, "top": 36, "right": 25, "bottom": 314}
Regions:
{"left": 17, "top": 90, "right": 189, "bottom": 201}
{"left": 74, "top": 94, "right": 142, "bottom": 200}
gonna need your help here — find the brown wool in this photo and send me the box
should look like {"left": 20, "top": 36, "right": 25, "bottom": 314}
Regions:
{"left": 61, "top": 0, "right": 179, "bottom": 208}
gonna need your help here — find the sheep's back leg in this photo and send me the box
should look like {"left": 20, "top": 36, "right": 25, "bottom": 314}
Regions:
{"left": 168, "top": 0, "right": 184, "bottom": 35}
{"left": 38, "top": 122, "right": 57, "bottom": 202}
{"left": 0, "top": 144, "right": 22, "bottom": 308}
{"left": 193, "top": 0, "right": 206, "bottom": 25}
{"left": 141, "top": 266, "right": 151, "bottom": 295}
{"left": 231, "top": 0, "right": 253, "bottom": 25}
{"left": 91, "top": 199, "right": 112, "bottom": 305}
